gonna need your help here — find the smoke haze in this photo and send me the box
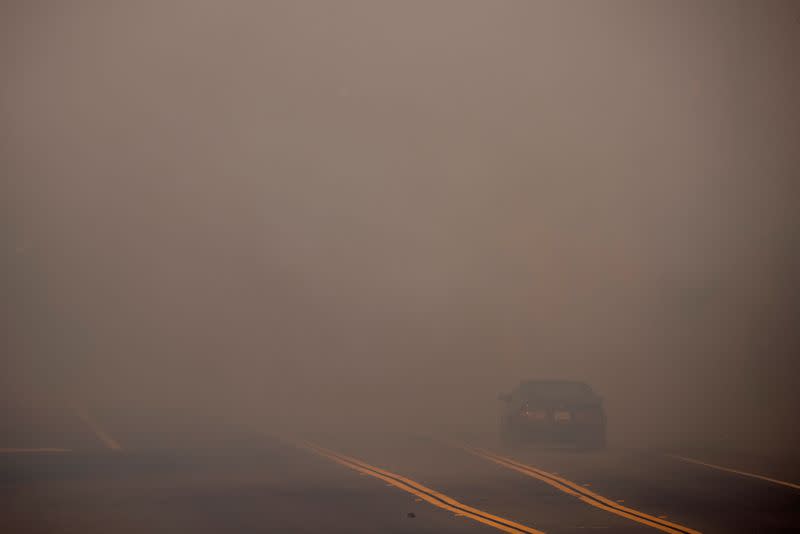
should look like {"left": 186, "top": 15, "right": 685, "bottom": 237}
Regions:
{"left": 4, "top": 1, "right": 800, "bottom": 452}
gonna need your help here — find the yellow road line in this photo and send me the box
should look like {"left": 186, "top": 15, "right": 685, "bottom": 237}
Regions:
{"left": 0, "top": 448, "right": 71, "bottom": 453}
{"left": 667, "top": 454, "right": 800, "bottom": 491}
{"left": 456, "top": 443, "right": 701, "bottom": 534}
{"left": 75, "top": 409, "right": 122, "bottom": 451}
{"left": 291, "top": 438, "right": 544, "bottom": 534}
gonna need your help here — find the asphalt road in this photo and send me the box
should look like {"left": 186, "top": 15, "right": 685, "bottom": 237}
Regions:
{"left": 2, "top": 406, "right": 799, "bottom": 533}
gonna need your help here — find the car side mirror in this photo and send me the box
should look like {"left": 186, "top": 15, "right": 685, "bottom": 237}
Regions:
{"left": 497, "top": 393, "right": 511, "bottom": 402}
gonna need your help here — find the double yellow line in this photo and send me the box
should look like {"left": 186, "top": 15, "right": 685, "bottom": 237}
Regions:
{"left": 457, "top": 443, "right": 701, "bottom": 534}
{"left": 294, "top": 438, "right": 545, "bottom": 534}
{"left": 75, "top": 408, "right": 122, "bottom": 451}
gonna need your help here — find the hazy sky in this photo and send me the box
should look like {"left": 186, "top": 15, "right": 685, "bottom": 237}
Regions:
{"left": 4, "top": 1, "right": 799, "bottom": 448}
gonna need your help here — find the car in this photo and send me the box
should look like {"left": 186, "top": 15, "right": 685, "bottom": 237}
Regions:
{"left": 498, "top": 380, "right": 606, "bottom": 450}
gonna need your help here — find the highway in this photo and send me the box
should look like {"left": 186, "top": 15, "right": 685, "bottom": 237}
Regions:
{"left": 2, "top": 405, "right": 799, "bottom": 533}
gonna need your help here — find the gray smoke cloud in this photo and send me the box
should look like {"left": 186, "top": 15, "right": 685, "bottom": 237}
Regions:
{"left": 4, "top": 1, "right": 799, "bottom": 451}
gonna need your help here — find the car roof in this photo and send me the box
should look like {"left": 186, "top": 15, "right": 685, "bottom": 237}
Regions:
{"left": 519, "top": 379, "right": 589, "bottom": 387}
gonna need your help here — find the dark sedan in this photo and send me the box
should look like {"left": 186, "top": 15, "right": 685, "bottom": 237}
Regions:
{"left": 498, "top": 380, "right": 606, "bottom": 450}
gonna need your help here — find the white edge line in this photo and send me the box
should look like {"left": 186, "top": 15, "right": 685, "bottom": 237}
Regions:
{"left": 667, "top": 454, "right": 800, "bottom": 491}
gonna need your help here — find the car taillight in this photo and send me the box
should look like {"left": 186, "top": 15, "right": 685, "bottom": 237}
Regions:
{"left": 523, "top": 408, "right": 547, "bottom": 421}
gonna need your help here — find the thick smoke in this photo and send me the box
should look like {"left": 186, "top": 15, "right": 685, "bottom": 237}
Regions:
{"left": 4, "top": 1, "right": 799, "bottom": 451}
